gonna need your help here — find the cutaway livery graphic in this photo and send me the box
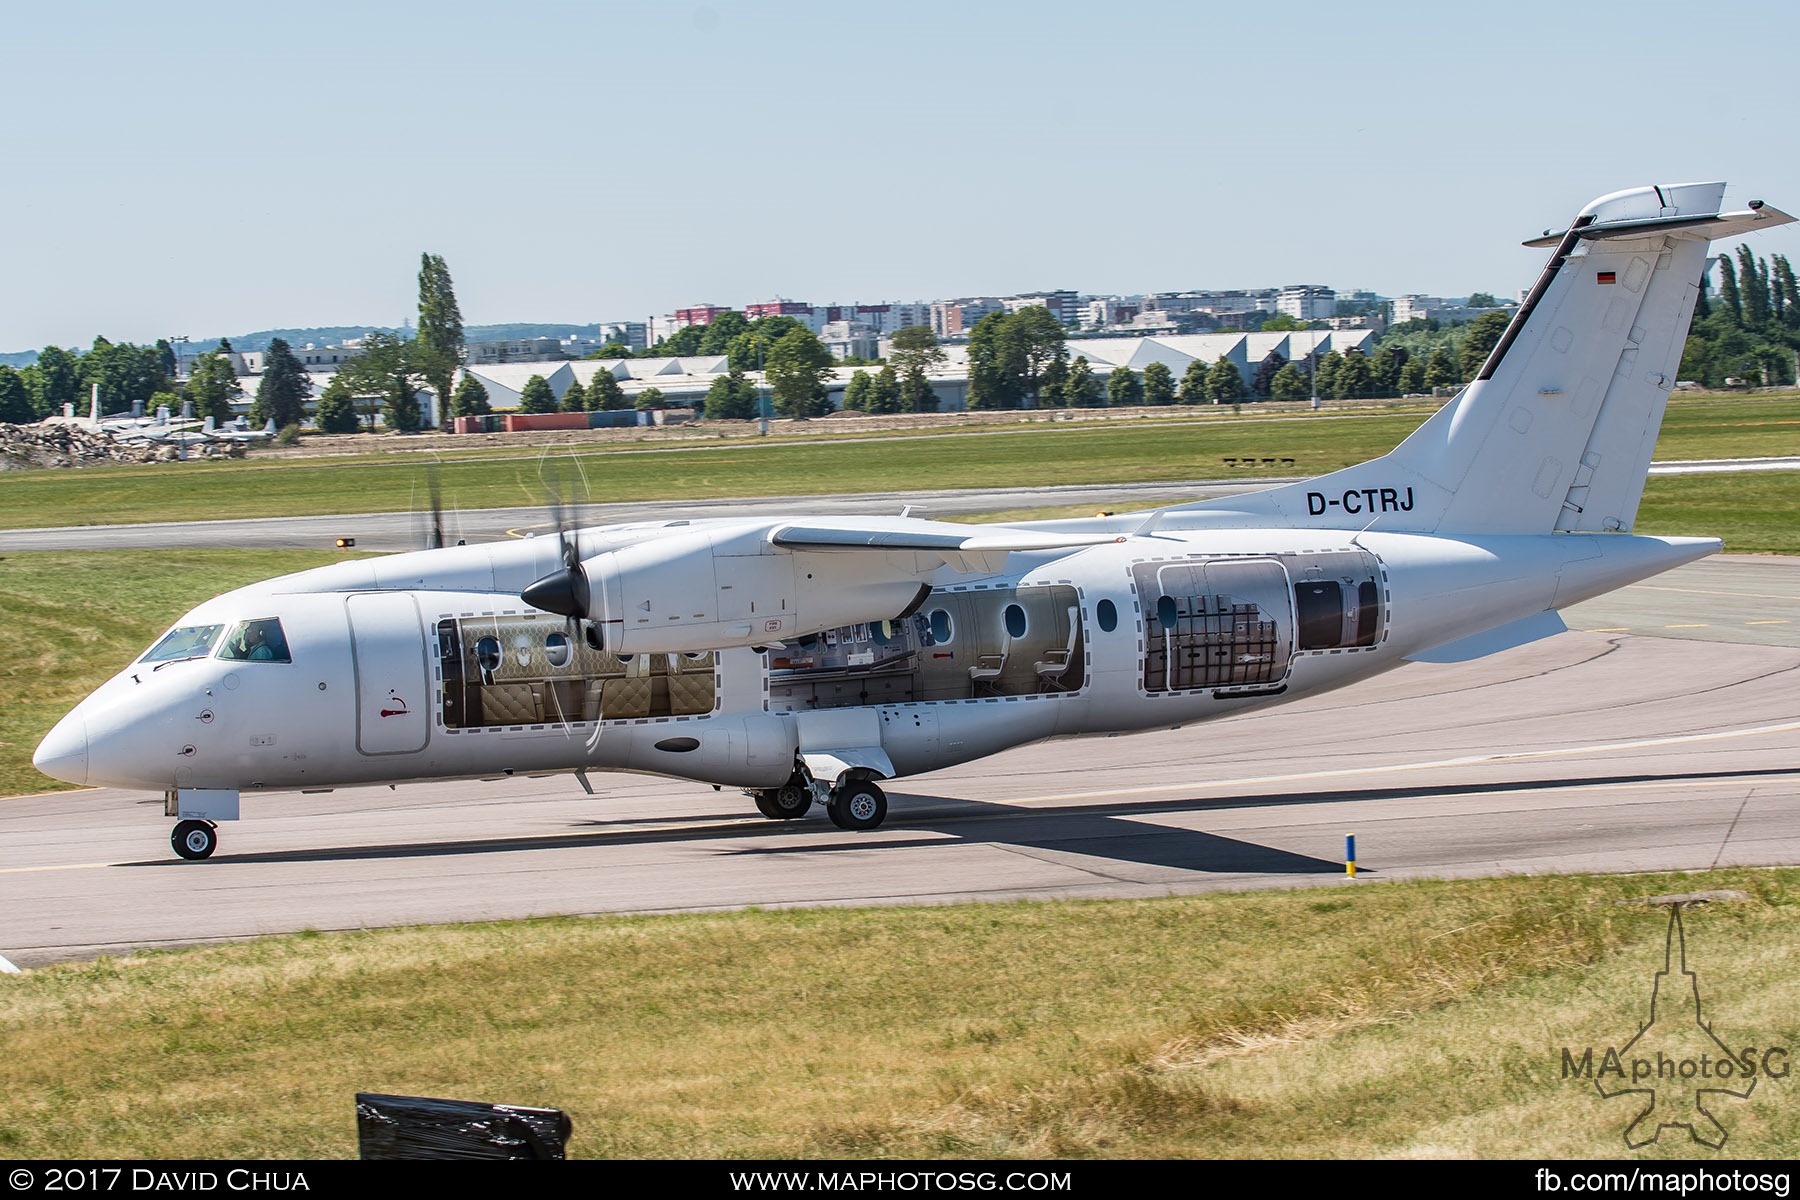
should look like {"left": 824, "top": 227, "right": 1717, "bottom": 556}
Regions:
{"left": 34, "top": 183, "right": 1794, "bottom": 858}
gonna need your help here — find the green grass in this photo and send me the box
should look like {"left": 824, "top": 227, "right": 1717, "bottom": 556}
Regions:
{"left": 1, "top": 868, "right": 1795, "bottom": 1158}
{"left": 1637, "top": 473, "right": 1800, "bottom": 554}
{"left": 4, "top": 395, "right": 1797, "bottom": 531}
{"left": 0, "top": 550, "right": 367, "bottom": 797}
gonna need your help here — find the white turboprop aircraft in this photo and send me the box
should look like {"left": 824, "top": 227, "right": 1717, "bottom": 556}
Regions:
{"left": 34, "top": 183, "right": 1794, "bottom": 860}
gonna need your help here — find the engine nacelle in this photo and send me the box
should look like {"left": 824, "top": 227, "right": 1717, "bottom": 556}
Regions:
{"left": 586, "top": 526, "right": 932, "bottom": 655}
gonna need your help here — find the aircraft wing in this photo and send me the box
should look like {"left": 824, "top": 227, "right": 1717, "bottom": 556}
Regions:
{"left": 770, "top": 520, "right": 1121, "bottom": 574}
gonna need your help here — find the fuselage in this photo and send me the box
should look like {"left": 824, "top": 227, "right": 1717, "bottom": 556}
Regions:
{"left": 34, "top": 518, "right": 1716, "bottom": 800}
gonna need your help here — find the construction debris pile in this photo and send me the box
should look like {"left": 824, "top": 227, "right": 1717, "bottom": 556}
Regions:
{"left": 0, "top": 422, "right": 247, "bottom": 469}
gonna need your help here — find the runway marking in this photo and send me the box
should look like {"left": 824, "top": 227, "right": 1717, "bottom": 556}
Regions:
{"left": 1632, "top": 585, "right": 1800, "bottom": 602}
{"left": 1665, "top": 623, "right": 1709, "bottom": 629}
{"left": 0, "top": 861, "right": 118, "bottom": 875}
{"left": 1582, "top": 627, "right": 1631, "bottom": 633}
{"left": 999, "top": 719, "right": 1800, "bottom": 806}
{"left": 1748, "top": 620, "right": 1791, "bottom": 626}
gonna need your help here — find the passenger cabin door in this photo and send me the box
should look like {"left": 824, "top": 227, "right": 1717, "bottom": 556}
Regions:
{"left": 346, "top": 593, "right": 431, "bottom": 755}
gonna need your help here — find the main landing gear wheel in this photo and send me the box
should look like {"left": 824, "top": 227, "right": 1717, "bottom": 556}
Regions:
{"left": 827, "top": 781, "right": 887, "bottom": 831}
{"left": 753, "top": 782, "right": 813, "bottom": 820}
{"left": 171, "top": 820, "right": 218, "bottom": 861}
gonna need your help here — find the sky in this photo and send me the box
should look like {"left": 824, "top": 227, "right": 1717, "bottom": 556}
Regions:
{"left": 4, "top": 0, "right": 1798, "bottom": 352}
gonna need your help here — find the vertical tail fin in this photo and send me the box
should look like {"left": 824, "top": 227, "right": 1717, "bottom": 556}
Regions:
{"left": 1179, "top": 184, "right": 1793, "bottom": 535}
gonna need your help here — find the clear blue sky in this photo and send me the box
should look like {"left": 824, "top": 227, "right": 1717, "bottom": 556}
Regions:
{"left": 5, "top": 0, "right": 1796, "bottom": 351}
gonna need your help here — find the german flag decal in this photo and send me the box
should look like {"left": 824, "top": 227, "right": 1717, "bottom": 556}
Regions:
{"left": 1596, "top": 270, "right": 1617, "bottom": 285}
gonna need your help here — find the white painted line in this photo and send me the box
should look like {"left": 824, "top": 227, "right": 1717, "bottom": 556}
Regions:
{"left": 0, "top": 954, "right": 20, "bottom": 974}
{"left": 1001, "top": 719, "right": 1800, "bottom": 806}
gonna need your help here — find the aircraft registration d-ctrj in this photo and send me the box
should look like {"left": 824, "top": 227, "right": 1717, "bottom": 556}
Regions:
{"left": 34, "top": 183, "right": 1794, "bottom": 859}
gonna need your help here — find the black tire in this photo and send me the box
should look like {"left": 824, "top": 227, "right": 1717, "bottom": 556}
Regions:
{"left": 754, "top": 781, "right": 813, "bottom": 820}
{"left": 770, "top": 782, "right": 812, "bottom": 819}
{"left": 827, "top": 781, "right": 887, "bottom": 831}
{"left": 171, "top": 820, "right": 217, "bottom": 861}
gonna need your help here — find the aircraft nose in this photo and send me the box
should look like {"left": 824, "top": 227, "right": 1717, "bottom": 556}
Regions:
{"left": 33, "top": 714, "right": 89, "bottom": 786}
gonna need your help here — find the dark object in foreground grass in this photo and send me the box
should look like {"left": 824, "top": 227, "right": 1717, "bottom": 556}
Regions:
{"left": 355, "top": 1092, "right": 571, "bottom": 1160}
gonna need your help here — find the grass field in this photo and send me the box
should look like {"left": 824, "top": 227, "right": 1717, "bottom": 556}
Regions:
{"left": 1, "top": 868, "right": 1794, "bottom": 1159}
{"left": 3, "top": 395, "right": 1798, "bottom": 531}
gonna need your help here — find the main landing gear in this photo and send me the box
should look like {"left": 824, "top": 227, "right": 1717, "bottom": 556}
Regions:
{"left": 749, "top": 768, "right": 890, "bottom": 831}
{"left": 171, "top": 819, "right": 218, "bottom": 860}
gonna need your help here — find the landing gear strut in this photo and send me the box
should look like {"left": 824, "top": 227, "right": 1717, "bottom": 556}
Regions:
{"left": 171, "top": 819, "right": 218, "bottom": 860}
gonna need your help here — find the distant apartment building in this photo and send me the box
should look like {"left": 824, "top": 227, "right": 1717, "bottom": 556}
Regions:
{"left": 598, "top": 321, "right": 648, "bottom": 352}
{"left": 463, "top": 337, "right": 571, "bottom": 366}
{"left": 1003, "top": 289, "right": 1081, "bottom": 327}
{"left": 1082, "top": 297, "right": 1140, "bottom": 329}
{"left": 1390, "top": 294, "right": 1515, "bottom": 326}
{"left": 818, "top": 320, "right": 880, "bottom": 361}
{"left": 930, "top": 297, "right": 1004, "bottom": 339}
{"left": 1277, "top": 285, "right": 1337, "bottom": 321}
{"left": 674, "top": 305, "right": 735, "bottom": 327}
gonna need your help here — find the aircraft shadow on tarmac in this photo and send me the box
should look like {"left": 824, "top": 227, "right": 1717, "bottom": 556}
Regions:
{"left": 110, "top": 764, "right": 1799, "bottom": 873}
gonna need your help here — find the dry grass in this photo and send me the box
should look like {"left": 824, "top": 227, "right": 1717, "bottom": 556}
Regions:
{"left": 2, "top": 869, "right": 1796, "bottom": 1159}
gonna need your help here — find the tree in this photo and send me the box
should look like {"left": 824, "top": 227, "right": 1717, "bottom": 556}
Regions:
{"left": 888, "top": 325, "right": 946, "bottom": 412}
{"left": 252, "top": 338, "right": 312, "bottom": 429}
{"left": 1178, "top": 358, "right": 1210, "bottom": 405}
{"left": 155, "top": 339, "right": 177, "bottom": 379}
{"left": 0, "top": 366, "right": 33, "bottom": 423}
{"left": 1062, "top": 356, "right": 1103, "bottom": 407}
{"left": 867, "top": 364, "right": 903, "bottom": 414}
{"left": 517, "top": 374, "right": 557, "bottom": 414}
{"left": 697, "top": 311, "right": 749, "bottom": 356}
{"left": 314, "top": 375, "right": 362, "bottom": 433}
{"left": 560, "top": 378, "right": 587, "bottom": 413}
{"left": 1206, "top": 355, "right": 1246, "bottom": 403}
{"left": 1398, "top": 358, "right": 1427, "bottom": 394}
{"left": 1333, "top": 348, "right": 1373, "bottom": 399}
{"left": 450, "top": 375, "right": 492, "bottom": 417}
{"left": 1465, "top": 291, "right": 1501, "bottom": 308}
{"left": 29, "top": 345, "right": 82, "bottom": 420}
{"left": 1312, "top": 350, "right": 1342, "bottom": 398}
{"left": 415, "top": 252, "right": 464, "bottom": 415}
{"left": 1270, "top": 362, "right": 1309, "bottom": 401}
{"left": 651, "top": 324, "right": 705, "bottom": 357}
{"left": 1457, "top": 310, "right": 1511, "bottom": 380}
{"left": 726, "top": 316, "right": 806, "bottom": 373}
{"left": 1007, "top": 306, "right": 1068, "bottom": 405}
{"left": 763, "top": 327, "right": 834, "bottom": 419}
{"left": 31, "top": 346, "right": 82, "bottom": 418}
{"left": 703, "top": 367, "right": 761, "bottom": 420}
{"left": 634, "top": 386, "right": 668, "bottom": 413}
{"left": 841, "top": 370, "right": 873, "bottom": 412}
{"left": 587, "top": 340, "right": 634, "bottom": 360}
{"left": 1106, "top": 365, "right": 1142, "bottom": 407}
{"left": 1738, "top": 245, "right": 1769, "bottom": 326}
{"left": 334, "top": 333, "right": 423, "bottom": 430}
{"left": 1249, "top": 352, "right": 1286, "bottom": 399}
{"left": 964, "top": 312, "right": 1017, "bottom": 410}
{"left": 1260, "top": 313, "right": 1306, "bottom": 332}
{"left": 1717, "top": 255, "right": 1742, "bottom": 324}
{"left": 1371, "top": 347, "right": 1407, "bottom": 397}
{"left": 185, "top": 350, "right": 242, "bottom": 424}
{"left": 585, "top": 370, "right": 626, "bottom": 411}
{"left": 1141, "top": 360, "right": 1176, "bottom": 406}
{"left": 1423, "top": 346, "right": 1460, "bottom": 389}
{"left": 82, "top": 337, "right": 167, "bottom": 414}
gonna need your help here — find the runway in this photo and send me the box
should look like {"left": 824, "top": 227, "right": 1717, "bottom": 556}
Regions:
{"left": 1, "top": 556, "right": 1795, "bottom": 968}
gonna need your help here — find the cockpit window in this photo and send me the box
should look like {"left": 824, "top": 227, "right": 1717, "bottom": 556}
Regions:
{"left": 216, "top": 618, "right": 292, "bottom": 663}
{"left": 141, "top": 624, "right": 224, "bottom": 664}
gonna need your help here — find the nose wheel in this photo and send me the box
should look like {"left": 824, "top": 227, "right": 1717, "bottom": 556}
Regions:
{"left": 171, "top": 820, "right": 218, "bottom": 860}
